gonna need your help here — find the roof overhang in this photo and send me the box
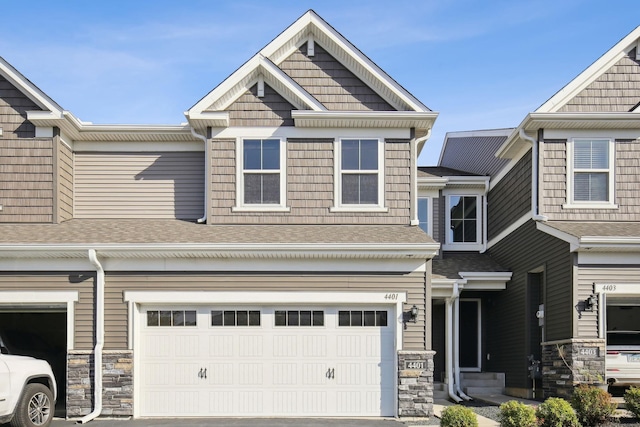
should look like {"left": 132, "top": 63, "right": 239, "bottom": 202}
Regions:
{"left": 497, "top": 112, "right": 640, "bottom": 159}
{"left": 537, "top": 222, "right": 640, "bottom": 253}
{"left": 291, "top": 111, "right": 438, "bottom": 129}
{"left": 417, "top": 175, "right": 489, "bottom": 191}
{"left": 431, "top": 271, "right": 512, "bottom": 298}
{"left": 0, "top": 243, "right": 440, "bottom": 261}
{"left": 27, "top": 111, "right": 200, "bottom": 143}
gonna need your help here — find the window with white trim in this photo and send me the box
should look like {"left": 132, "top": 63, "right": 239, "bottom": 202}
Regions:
{"left": 444, "top": 194, "right": 482, "bottom": 250}
{"left": 333, "top": 138, "right": 385, "bottom": 210}
{"left": 236, "top": 138, "right": 287, "bottom": 210}
{"left": 418, "top": 197, "right": 430, "bottom": 235}
{"left": 566, "top": 138, "right": 616, "bottom": 208}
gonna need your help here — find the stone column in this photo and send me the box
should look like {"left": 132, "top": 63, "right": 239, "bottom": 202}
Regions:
{"left": 398, "top": 350, "right": 435, "bottom": 417}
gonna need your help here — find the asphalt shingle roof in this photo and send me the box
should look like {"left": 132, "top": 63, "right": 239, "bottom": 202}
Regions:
{"left": 543, "top": 221, "right": 640, "bottom": 238}
{"left": 433, "top": 252, "right": 508, "bottom": 280}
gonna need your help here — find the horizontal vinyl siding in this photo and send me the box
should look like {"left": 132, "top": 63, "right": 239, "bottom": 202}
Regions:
{"left": 542, "top": 139, "right": 640, "bottom": 220}
{"left": 0, "top": 272, "right": 95, "bottom": 350}
{"left": 104, "top": 272, "right": 426, "bottom": 350}
{"left": 278, "top": 42, "right": 396, "bottom": 111}
{"left": 0, "top": 138, "right": 54, "bottom": 223}
{"left": 577, "top": 265, "right": 640, "bottom": 338}
{"left": 210, "top": 138, "right": 411, "bottom": 224}
{"left": 488, "top": 151, "right": 531, "bottom": 239}
{"left": 488, "top": 220, "right": 572, "bottom": 389}
{"left": 559, "top": 48, "right": 640, "bottom": 112}
{"left": 75, "top": 152, "right": 204, "bottom": 219}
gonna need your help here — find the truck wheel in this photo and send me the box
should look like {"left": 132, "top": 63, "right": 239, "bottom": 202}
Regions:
{"left": 10, "top": 383, "right": 54, "bottom": 427}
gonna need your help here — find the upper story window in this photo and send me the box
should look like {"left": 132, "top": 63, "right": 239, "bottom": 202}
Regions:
{"left": 331, "top": 138, "right": 386, "bottom": 212}
{"left": 444, "top": 194, "right": 483, "bottom": 251}
{"left": 565, "top": 138, "right": 617, "bottom": 209}
{"left": 418, "top": 197, "right": 430, "bottom": 235}
{"left": 235, "top": 138, "right": 288, "bottom": 211}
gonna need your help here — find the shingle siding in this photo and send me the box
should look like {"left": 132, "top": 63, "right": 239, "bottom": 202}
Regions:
{"left": 488, "top": 220, "right": 572, "bottom": 389}
{"left": 541, "top": 138, "right": 640, "bottom": 220}
{"left": 224, "top": 83, "right": 294, "bottom": 127}
{"left": 488, "top": 151, "right": 532, "bottom": 239}
{"left": 279, "top": 42, "right": 395, "bottom": 111}
{"left": 559, "top": 48, "right": 640, "bottom": 112}
{"left": 0, "top": 75, "right": 41, "bottom": 138}
{"left": 210, "top": 138, "right": 411, "bottom": 224}
{"left": 56, "top": 137, "right": 73, "bottom": 222}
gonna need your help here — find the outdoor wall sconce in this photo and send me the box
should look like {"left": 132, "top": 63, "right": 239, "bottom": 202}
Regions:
{"left": 585, "top": 294, "right": 598, "bottom": 311}
{"left": 409, "top": 305, "right": 419, "bottom": 323}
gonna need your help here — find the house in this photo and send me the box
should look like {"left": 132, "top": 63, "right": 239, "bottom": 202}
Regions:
{"left": 0, "top": 10, "right": 439, "bottom": 420}
{"left": 424, "top": 26, "right": 640, "bottom": 400}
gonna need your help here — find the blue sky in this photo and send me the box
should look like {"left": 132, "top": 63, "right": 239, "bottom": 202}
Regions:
{"left": 0, "top": 0, "right": 638, "bottom": 165}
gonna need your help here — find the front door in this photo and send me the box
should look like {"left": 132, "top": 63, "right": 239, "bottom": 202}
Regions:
{"left": 459, "top": 299, "right": 481, "bottom": 371}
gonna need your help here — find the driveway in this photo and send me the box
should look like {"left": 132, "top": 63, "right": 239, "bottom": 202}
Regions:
{"left": 47, "top": 418, "right": 410, "bottom": 427}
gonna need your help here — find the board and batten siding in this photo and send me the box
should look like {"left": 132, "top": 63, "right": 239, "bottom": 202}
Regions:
{"left": 278, "top": 42, "right": 396, "bottom": 111}
{"left": 74, "top": 152, "right": 204, "bottom": 220}
{"left": 0, "top": 138, "right": 54, "bottom": 223}
{"left": 541, "top": 139, "right": 640, "bottom": 221}
{"left": 0, "top": 272, "right": 95, "bottom": 350}
{"left": 488, "top": 151, "right": 531, "bottom": 240}
{"left": 559, "top": 47, "right": 640, "bottom": 113}
{"left": 577, "top": 265, "right": 640, "bottom": 339}
{"left": 209, "top": 138, "right": 411, "bottom": 224}
{"left": 487, "top": 220, "right": 572, "bottom": 389}
{"left": 103, "top": 271, "right": 428, "bottom": 351}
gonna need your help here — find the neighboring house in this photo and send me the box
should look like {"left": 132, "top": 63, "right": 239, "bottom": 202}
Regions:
{"left": 0, "top": 10, "right": 439, "bottom": 420}
{"left": 425, "top": 26, "right": 640, "bottom": 400}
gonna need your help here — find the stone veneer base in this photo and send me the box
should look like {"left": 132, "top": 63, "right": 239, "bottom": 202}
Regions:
{"left": 398, "top": 350, "right": 435, "bottom": 417}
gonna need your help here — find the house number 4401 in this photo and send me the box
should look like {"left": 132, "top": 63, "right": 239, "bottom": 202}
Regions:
{"left": 384, "top": 293, "right": 398, "bottom": 300}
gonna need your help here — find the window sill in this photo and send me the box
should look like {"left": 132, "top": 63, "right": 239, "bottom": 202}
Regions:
{"left": 329, "top": 206, "right": 389, "bottom": 213}
{"left": 562, "top": 203, "right": 619, "bottom": 210}
{"left": 232, "top": 205, "right": 291, "bottom": 213}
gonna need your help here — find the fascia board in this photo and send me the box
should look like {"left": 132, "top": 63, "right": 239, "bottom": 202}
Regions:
{"left": 536, "top": 222, "right": 580, "bottom": 252}
{"left": 537, "top": 26, "right": 640, "bottom": 113}
{"left": 496, "top": 116, "right": 533, "bottom": 159}
{"left": 0, "top": 57, "right": 63, "bottom": 113}
{"left": 291, "top": 110, "right": 437, "bottom": 128}
{"left": 417, "top": 177, "right": 448, "bottom": 190}
{"left": 446, "top": 176, "right": 490, "bottom": 186}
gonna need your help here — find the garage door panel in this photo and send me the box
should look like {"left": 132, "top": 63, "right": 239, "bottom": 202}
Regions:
{"left": 139, "top": 305, "right": 396, "bottom": 417}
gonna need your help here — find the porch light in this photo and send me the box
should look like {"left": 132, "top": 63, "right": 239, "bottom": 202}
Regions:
{"left": 410, "top": 305, "right": 419, "bottom": 322}
{"left": 585, "top": 294, "right": 598, "bottom": 311}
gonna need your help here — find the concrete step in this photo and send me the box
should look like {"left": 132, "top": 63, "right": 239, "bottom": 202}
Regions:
{"left": 464, "top": 386, "right": 506, "bottom": 395}
{"left": 462, "top": 378, "right": 504, "bottom": 387}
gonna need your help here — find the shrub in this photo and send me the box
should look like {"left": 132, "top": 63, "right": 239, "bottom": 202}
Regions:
{"left": 440, "top": 405, "right": 479, "bottom": 427}
{"left": 570, "top": 384, "right": 616, "bottom": 426}
{"left": 498, "top": 400, "right": 536, "bottom": 427}
{"left": 625, "top": 386, "right": 640, "bottom": 418}
{"left": 535, "top": 397, "right": 579, "bottom": 427}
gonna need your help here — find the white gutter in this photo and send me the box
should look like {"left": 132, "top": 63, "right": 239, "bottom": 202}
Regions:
{"left": 453, "top": 293, "right": 472, "bottom": 401}
{"left": 79, "top": 249, "right": 104, "bottom": 424}
{"left": 518, "top": 129, "right": 548, "bottom": 222}
{"left": 190, "top": 127, "right": 209, "bottom": 224}
{"left": 446, "top": 282, "right": 463, "bottom": 403}
{"left": 411, "top": 130, "right": 431, "bottom": 226}
{"left": 481, "top": 180, "right": 489, "bottom": 253}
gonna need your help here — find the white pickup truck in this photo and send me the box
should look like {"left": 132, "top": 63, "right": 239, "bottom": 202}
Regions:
{"left": 0, "top": 339, "right": 57, "bottom": 427}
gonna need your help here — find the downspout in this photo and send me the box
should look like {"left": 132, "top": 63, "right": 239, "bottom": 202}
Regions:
{"left": 454, "top": 294, "right": 472, "bottom": 401}
{"left": 411, "top": 129, "right": 432, "bottom": 226}
{"left": 79, "top": 249, "right": 104, "bottom": 424}
{"left": 519, "top": 129, "right": 547, "bottom": 221}
{"left": 446, "top": 282, "right": 463, "bottom": 402}
{"left": 191, "top": 127, "right": 209, "bottom": 224}
{"left": 480, "top": 179, "right": 489, "bottom": 253}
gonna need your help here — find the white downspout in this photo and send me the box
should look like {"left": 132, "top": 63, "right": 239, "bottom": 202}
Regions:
{"left": 79, "top": 249, "right": 104, "bottom": 424}
{"left": 519, "top": 129, "right": 547, "bottom": 222}
{"left": 411, "top": 129, "right": 432, "bottom": 226}
{"left": 190, "top": 127, "right": 209, "bottom": 224}
{"left": 446, "top": 282, "right": 463, "bottom": 402}
{"left": 454, "top": 295, "right": 472, "bottom": 401}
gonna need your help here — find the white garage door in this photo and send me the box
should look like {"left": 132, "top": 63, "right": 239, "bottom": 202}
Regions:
{"left": 138, "top": 306, "right": 396, "bottom": 417}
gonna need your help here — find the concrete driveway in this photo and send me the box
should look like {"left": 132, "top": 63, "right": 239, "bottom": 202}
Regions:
{"left": 47, "top": 418, "right": 411, "bottom": 427}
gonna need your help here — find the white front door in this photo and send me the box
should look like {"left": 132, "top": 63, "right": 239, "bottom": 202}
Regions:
{"left": 138, "top": 306, "right": 395, "bottom": 417}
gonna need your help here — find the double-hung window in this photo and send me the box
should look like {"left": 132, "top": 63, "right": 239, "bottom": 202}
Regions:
{"left": 418, "top": 197, "right": 430, "bottom": 235}
{"left": 333, "top": 138, "right": 385, "bottom": 211}
{"left": 236, "top": 138, "right": 287, "bottom": 210}
{"left": 566, "top": 138, "right": 616, "bottom": 208}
